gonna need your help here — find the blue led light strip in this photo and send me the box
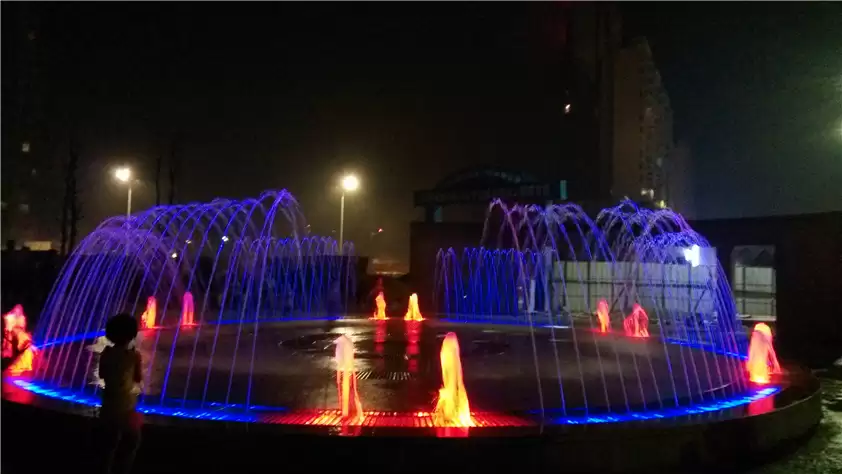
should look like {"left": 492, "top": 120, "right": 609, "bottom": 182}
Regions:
{"left": 10, "top": 379, "right": 260, "bottom": 422}
{"left": 8, "top": 378, "right": 780, "bottom": 426}
{"left": 20, "top": 317, "right": 774, "bottom": 426}
{"left": 543, "top": 386, "right": 780, "bottom": 425}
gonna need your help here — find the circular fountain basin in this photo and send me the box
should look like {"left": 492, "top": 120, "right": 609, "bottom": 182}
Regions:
{"left": 2, "top": 318, "right": 821, "bottom": 472}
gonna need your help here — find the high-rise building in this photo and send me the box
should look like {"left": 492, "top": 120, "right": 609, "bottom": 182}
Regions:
{"left": 611, "top": 37, "right": 673, "bottom": 206}
{"left": 561, "top": 3, "right": 623, "bottom": 202}
{"left": 2, "top": 4, "right": 57, "bottom": 249}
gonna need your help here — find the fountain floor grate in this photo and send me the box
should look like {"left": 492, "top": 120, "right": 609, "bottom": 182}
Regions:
{"left": 354, "top": 370, "right": 415, "bottom": 381}
{"left": 261, "top": 409, "right": 533, "bottom": 428}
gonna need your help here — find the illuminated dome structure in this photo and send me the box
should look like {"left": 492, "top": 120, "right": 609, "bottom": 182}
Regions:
{"left": 26, "top": 190, "right": 358, "bottom": 416}
{"left": 434, "top": 200, "right": 764, "bottom": 421}
{"left": 3, "top": 192, "right": 819, "bottom": 472}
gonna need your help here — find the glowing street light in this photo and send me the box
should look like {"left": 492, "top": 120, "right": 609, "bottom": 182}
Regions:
{"left": 115, "top": 167, "right": 131, "bottom": 183}
{"left": 338, "top": 174, "right": 359, "bottom": 255}
{"left": 341, "top": 175, "right": 360, "bottom": 192}
{"left": 114, "top": 167, "right": 133, "bottom": 217}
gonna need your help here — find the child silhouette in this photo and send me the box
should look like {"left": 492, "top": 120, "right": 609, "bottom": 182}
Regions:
{"left": 99, "top": 313, "right": 143, "bottom": 474}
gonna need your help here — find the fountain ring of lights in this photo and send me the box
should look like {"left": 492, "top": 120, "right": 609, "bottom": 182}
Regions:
{"left": 3, "top": 318, "right": 791, "bottom": 430}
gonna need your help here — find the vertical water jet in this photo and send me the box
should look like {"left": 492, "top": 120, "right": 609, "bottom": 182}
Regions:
{"left": 372, "top": 291, "right": 387, "bottom": 320}
{"left": 335, "top": 335, "right": 363, "bottom": 419}
{"left": 141, "top": 296, "right": 157, "bottom": 329}
{"left": 434, "top": 332, "right": 473, "bottom": 427}
{"left": 181, "top": 292, "right": 195, "bottom": 326}
{"left": 596, "top": 299, "right": 610, "bottom": 333}
{"left": 746, "top": 323, "right": 781, "bottom": 384}
{"left": 404, "top": 293, "right": 423, "bottom": 321}
{"left": 623, "top": 304, "right": 649, "bottom": 338}
{"left": 3, "top": 304, "right": 26, "bottom": 358}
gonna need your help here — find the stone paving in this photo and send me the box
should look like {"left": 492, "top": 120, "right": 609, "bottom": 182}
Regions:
{"left": 745, "top": 373, "right": 842, "bottom": 474}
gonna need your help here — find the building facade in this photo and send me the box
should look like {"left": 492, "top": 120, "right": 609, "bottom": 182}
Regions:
{"left": 2, "top": 4, "right": 59, "bottom": 250}
{"left": 612, "top": 37, "right": 674, "bottom": 206}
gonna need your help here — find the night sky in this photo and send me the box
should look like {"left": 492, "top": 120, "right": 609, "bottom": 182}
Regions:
{"left": 4, "top": 2, "right": 841, "bottom": 262}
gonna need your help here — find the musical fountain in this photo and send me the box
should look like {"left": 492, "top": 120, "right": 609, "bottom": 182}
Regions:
{"left": 1, "top": 193, "right": 821, "bottom": 472}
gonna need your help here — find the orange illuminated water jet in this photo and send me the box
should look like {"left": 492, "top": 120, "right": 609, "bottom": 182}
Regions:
{"left": 141, "top": 296, "right": 157, "bottom": 329}
{"left": 3, "top": 304, "right": 36, "bottom": 375}
{"left": 6, "top": 328, "right": 37, "bottom": 375}
{"left": 3, "top": 304, "right": 26, "bottom": 358}
{"left": 181, "top": 292, "right": 195, "bottom": 326}
{"left": 372, "top": 291, "right": 387, "bottom": 320}
{"left": 335, "top": 335, "right": 363, "bottom": 420}
{"left": 746, "top": 323, "right": 781, "bottom": 384}
{"left": 623, "top": 304, "right": 649, "bottom": 338}
{"left": 404, "top": 293, "right": 424, "bottom": 321}
{"left": 596, "top": 299, "right": 610, "bottom": 333}
{"left": 433, "top": 332, "right": 473, "bottom": 427}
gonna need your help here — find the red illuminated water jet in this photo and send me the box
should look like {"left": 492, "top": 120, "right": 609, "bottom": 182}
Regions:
{"left": 746, "top": 323, "right": 781, "bottom": 384}
{"left": 141, "top": 296, "right": 157, "bottom": 329}
{"left": 335, "top": 335, "right": 363, "bottom": 420}
{"left": 596, "top": 299, "right": 610, "bottom": 333}
{"left": 181, "top": 292, "right": 195, "bottom": 326}
{"left": 434, "top": 332, "right": 473, "bottom": 427}
{"left": 3, "top": 305, "right": 37, "bottom": 375}
{"left": 372, "top": 291, "right": 387, "bottom": 320}
{"left": 623, "top": 304, "right": 649, "bottom": 338}
{"left": 404, "top": 293, "right": 424, "bottom": 321}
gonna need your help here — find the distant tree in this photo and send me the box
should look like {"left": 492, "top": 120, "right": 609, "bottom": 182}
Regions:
{"left": 60, "top": 140, "right": 81, "bottom": 255}
{"left": 155, "top": 145, "right": 163, "bottom": 207}
{"left": 68, "top": 145, "right": 81, "bottom": 254}
{"left": 168, "top": 135, "right": 179, "bottom": 205}
{"left": 59, "top": 148, "right": 70, "bottom": 256}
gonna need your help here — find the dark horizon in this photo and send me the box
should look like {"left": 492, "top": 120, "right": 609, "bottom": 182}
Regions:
{"left": 3, "top": 2, "right": 841, "bottom": 262}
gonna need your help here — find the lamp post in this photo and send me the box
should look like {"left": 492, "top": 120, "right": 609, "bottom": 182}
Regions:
{"left": 114, "top": 167, "right": 133, "bottom": 217}
{"left": 338, "top": 174, "right": 359, "bottom": 255}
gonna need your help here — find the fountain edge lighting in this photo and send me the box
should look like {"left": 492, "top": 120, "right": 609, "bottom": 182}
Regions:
{"left": 6, "top": 377, "right": 781, "bottom": 427}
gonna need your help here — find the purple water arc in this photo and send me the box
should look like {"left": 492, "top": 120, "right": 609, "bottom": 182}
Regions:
{"left": 434, "top": 199, "right": 750, "bottom": 420}
{"left": 32, "top": 189, "right": 357, "bottom": 410}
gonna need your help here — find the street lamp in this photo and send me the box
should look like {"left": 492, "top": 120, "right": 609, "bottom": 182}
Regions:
{"left": 114, "top": 167, "right": 133, "bottom": 217}
{"left": 338, "top": 174, "right": 359, "bottom": 255}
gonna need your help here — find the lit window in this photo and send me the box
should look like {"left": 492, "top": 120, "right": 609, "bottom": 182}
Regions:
{"left": 19, "top": 203, "right": 30, "bottom": 213}
{"left": 21, "top": 142, "right": 30, "bottom": 153}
